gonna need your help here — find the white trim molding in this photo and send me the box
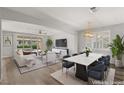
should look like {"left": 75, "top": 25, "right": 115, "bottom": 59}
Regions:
{"left": 0, "top": 19, "right": 2, "bottom": 81}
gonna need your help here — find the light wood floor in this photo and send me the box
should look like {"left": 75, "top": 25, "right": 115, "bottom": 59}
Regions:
{"left": 0, "top": 58, "right": 124, "bottom": 85}
{"left": 1, "top": 58, "right": 62, "bottom": 85}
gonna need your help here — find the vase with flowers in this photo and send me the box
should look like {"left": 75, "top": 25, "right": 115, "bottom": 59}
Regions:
{"left": 85, "top": 47, "right": 91, "bottom": 57}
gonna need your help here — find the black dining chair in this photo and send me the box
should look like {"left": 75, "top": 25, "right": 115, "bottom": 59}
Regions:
{"left": 88, "top": 63, "right": 106, "bottom": 80}
{"left": 79, "top": 52, "right": 85, "bottom": 54}
{"left": 98, "top": 55, "right": 110, "bottom": 67}
{"left": 72, "top": 53, "right": 78, "bottom": 56}
{"left": 97, "top": 55, "right": 111, "bottom": 78}
{"left": 62, "top": 55, "right": 75, "bottom": 74}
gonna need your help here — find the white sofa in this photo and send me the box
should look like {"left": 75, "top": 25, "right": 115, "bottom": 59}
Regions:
{"left": 14, "top": 49, "right": 36, "bottom": 67}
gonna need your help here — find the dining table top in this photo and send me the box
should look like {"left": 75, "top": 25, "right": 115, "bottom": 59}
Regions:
{"left": 64, "top": 53, "right": 103, "bottom": 66}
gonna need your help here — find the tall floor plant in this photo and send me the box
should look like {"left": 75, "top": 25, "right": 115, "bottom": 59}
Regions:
{"left": 46, "top": 38, "right": 53, "bottom": 51}
{"left": 109, "top": 34, "right": 124, "bottom": 67}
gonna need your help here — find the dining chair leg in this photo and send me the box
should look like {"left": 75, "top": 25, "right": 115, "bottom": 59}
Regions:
{"left": 66, "top": 68, "right": 69, "bottom": 78}
{"left": 104, "top": 72, "right": 106, "bottom": 80}
{"left": 66, "top": 68, "right": 67, "bottom": 74}
{"left": 74, "top": 64, "right": 76, "bottom": 71}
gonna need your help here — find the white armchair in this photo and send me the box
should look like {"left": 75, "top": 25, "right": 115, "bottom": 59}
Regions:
{"left": 43, "top": 51, "right": 57, "bottom": 65}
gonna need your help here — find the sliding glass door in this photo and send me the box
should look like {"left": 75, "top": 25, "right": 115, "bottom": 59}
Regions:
{"left": 16, "top": 34, "right": 44, "bottom": 55}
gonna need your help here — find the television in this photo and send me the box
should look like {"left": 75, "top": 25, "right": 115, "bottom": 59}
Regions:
{"left": 56, "top": 39, "right": 67, "bottom": 47}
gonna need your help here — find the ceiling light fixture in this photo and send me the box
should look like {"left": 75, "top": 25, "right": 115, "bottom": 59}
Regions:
{"left": 89, "top": 7, "right": 98, "bottom": 14}
{"left": 84, "top": 22, "right": 93, "bottom": 38}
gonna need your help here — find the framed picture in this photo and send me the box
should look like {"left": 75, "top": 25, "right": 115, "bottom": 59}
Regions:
{"left": 3, "top": 35, "right": 12, "bottom": 46}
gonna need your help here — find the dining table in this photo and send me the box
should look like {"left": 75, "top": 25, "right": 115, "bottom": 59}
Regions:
{"left": 64, "top": 53, "right": 103, "bottom": 81}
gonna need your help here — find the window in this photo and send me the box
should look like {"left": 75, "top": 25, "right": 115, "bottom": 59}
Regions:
{"left": 16, "top": 34, "right": 43, "bottom": 50}
{"left": 84, "top": 30, "right": 110, "bottom": 50}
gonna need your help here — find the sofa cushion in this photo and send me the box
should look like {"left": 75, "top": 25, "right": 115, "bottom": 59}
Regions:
{"left": 16, "top": 49, "right": 23, "bottom": 55}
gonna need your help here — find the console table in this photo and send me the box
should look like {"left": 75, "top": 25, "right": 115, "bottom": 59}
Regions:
{"left": 52, "top": 48, "right": 69, "bottom": 56}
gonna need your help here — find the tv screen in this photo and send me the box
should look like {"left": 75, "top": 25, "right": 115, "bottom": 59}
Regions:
{"left": 56, "top": 39, "right": 67, "bottom": 47}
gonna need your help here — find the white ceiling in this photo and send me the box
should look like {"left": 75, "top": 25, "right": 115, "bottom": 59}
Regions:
{"left": 6, "top": 7, "right": 124, "bottom": 32}
{"left": 2, "top": 20, "right": 66, "bottom": 35}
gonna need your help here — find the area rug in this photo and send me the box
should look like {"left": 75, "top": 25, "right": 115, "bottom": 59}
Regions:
{"left": 51, "top": 68, "right": 115, "bottom": 85}
{"left": 51, "top": 68, "right": 88, "bottom": 85}
{"left": 89, "top": 68, "right": 115, "bottom": 85}
{"left": 15, "top": 57, "right": 61, "bottom": 74}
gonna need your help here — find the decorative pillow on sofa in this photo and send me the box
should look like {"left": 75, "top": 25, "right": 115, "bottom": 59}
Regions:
{"left": 16, "top": 49, "right": 23, "bottom": 55}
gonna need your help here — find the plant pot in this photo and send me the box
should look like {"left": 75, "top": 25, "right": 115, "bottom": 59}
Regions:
{"left": 115, "top": 59, "right": 122, "bottom": 67}
{"left": 122, "top": 55, "right": 124, "bottom": 67}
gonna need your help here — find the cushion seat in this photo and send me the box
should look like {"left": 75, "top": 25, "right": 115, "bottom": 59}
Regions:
{"left": 63, "top": 62, "right": 74, "bottom": 68}
{"left": 88, "top": 70, "right": 104, "bottom": 80}
{"left": 88, "top": 64, "right": 106, "bottom": 80}
{"left": 98, "top": 55, "right": 110, "bottom": 66}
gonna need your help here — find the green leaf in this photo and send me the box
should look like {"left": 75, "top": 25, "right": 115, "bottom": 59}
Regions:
{"left": 46, "top": 38, "right": 53, "bottom": 50}
{"left": 109, "top": 34, "right": 124, "bottom": 60}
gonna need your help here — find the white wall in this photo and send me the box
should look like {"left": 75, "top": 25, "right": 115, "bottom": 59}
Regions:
{"left": 0, "top": 20, "right": 2, "bottom": 80}
{"left": 78, "top": 23, "right": 124, "bottom": 51}
{"left": 2, "top": 30, "right": 78, "bottom": 58}
{"left": 2, "top": 31, "right": 78, "bottom": 58}
{"left": 0, "top": 8, "right": 78, "bottom": 57}
{"left": 2, "top": 31, "right": 48, "bottom": 58}
{"left": 2, "top": 31, "right": 13, "bottom": 58}
{"left": 52, "top": 32, "right": 78, "bottom": 55}
{"left": 2, "top": 19, "right": 78, "bottom": 57}
{"left": 0, "top": 8, "right": 78, "bottom": 80}
{"left": 78, "top": 23, "right": 124, "bottom": 65}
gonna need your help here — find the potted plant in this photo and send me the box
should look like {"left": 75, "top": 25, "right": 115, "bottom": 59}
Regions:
{"left": 46, "top": 38, "right": 53, "bottom": 51}
{"left": 109, "top": 35, "right": 124, "bottom": 67}
{"left": 44, "top": 49, "right": 48, "bottom": 55}
{"left": 85, "top": 47, "right": 91, "bottom": 57}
